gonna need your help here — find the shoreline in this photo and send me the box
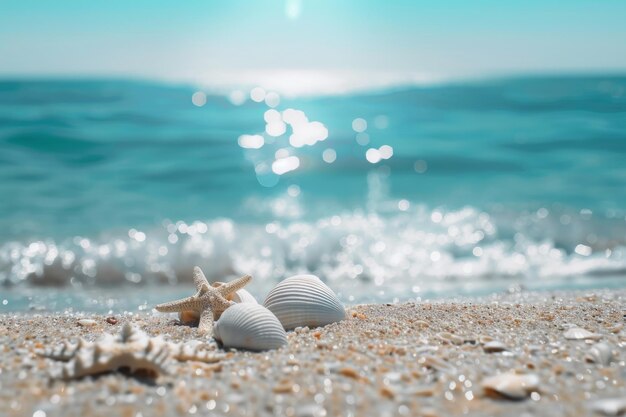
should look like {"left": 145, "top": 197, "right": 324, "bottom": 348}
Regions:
{"left": 1, "top": 290, "right": 624, "bottom": 416}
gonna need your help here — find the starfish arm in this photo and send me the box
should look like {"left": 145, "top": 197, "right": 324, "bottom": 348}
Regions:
{"left": 155, "top": 296, "right": 202, "bottom": 312}
{"left": 197, "top": 309, "right": 215, "bottom": 335}
{"left": 217, "top": 274, "right": 252, "bottom": 297}
{"left": 193, "top": 266, "right": 210, "bottom": 291}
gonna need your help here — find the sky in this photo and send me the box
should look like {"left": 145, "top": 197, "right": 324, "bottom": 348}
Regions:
{"left": 1, "top": 0, "right": 626, "bottom": 94}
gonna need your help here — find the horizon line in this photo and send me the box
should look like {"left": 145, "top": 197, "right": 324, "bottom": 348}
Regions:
{"left": 1, "top": 69, "right": 625, "bottom": 98}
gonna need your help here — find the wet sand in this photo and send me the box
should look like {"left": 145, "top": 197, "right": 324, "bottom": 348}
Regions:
{"left": 1, "top": 290, "right": 624, "bottom": 417}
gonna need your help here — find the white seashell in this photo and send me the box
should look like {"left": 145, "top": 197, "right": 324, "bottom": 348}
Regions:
{"left": 482, "top": 372, "right": 539, "bottom": 400}
{"left": 585, "top": 343, "right": 613, "bottom": 366}
{"left": 483, "top": 341, "right": 508, "bottom": 353}
{"left": 77, "top": 319, "right": 97, "bottom": 327}
{"left": 213, "top": 303, "right": 287, "bottom": 351}
{"left": 230, "top": 288, "right": 258, "bottom": 304}
{"left": 263, "top": 275, "right": 346, "bottom": 330}
{"left": 590, "top": 398, "right": 626, "bottom": 416}
{"left": 564, "top": 327, "right": 601, "bottom": 340}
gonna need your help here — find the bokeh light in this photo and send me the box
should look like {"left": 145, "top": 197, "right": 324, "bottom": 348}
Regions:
{"left": 322, "top": 148, "right": 337, "bottom": 163}
{"left": 352, "top": 118, "right": 367, "bottom": 133}
{"left": 272, "top": 156, "right": 300, "bottom": 175}
{"left": 191, "top": 91, "right": 207, "bottom": 107}
{"left": 238, "top": 134, "right": 264, "bottom": 149}
{"left": 250, "top": 87, "right": 266, "bottom": 102}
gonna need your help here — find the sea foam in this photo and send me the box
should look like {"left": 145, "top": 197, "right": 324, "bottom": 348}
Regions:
{"left": 2, "top": 203, "right": 625, "bottom": 304}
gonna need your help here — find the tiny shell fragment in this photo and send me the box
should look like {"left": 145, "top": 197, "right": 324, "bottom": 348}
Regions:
{"left": 483, "top": 341, "right": 508, "bottom": 353}
{"left": 563, "top": 327, "right": 601, "bottom": 340}
{"left": 482, "top": 373, "right": 540, "bottom": 400}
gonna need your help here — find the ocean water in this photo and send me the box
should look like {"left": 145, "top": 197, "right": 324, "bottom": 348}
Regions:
{"left": 1, "top": 76, "right": 626, "bottom": 312}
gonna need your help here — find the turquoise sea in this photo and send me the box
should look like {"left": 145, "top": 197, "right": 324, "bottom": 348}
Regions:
{"left": 1, "top": 76, "right": 625, "bottom": 311}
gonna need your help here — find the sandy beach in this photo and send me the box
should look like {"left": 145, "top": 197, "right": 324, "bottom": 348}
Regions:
{"left": 0, "top": 290, "right": 624, "bottom": 417}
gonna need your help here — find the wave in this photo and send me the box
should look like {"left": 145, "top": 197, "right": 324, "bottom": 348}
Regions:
{"left": 2, "top": 204, "right": 625, "bottom": 303}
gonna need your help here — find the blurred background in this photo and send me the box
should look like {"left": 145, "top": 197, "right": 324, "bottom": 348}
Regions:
{"left": 1, "top": 0, "right": 626, "bottom": 311}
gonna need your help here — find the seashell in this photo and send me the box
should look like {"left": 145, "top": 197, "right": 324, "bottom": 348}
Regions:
{"left": 585, "top": 343, "right": 613, "bottom": 366}
{"left": 263, "top": 275, "right": 346, "bottom": 330}
{"left": 564, "top": 327, "right": 601, "bottom": 340}
{"left": 77, "top": 319, "right": 97, "bottom": 327}
{"left": 482, "top": 372, "right": 539, "bottom": 400}
{"left": 590, "top": 397, "right": 626, "bottom": 416}
{"left": 178, "top": 282, "right": 257, "bottom": 323}
{"left": 213, "top": 303, "right": 287, "bottom": 351}
{"left": 483, "top": 341, "right": 508, "bottom": 353}
{"left": 178, "top": 310, "right": 200, "bottom": 324}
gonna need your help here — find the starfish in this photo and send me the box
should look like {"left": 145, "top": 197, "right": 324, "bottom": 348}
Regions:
{"left": 155, "top": 266, "right": 252, "bottom": 335}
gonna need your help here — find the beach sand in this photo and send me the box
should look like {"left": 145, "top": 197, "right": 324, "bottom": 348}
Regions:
{"left": 1, "top": 290, "right": 624, "bottom": 417}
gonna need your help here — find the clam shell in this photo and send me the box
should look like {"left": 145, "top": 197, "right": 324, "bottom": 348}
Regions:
{"left": 213, "top": 303, "right": 287, "bottom": 351}
{"left": 263, "top": 275, "right": 346, "bottom": 330}
{"left": 482, "top": 372, "right": 539, "bottom": 400}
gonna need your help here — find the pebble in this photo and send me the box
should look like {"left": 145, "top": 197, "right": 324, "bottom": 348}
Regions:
{"left": 436, "top": 332, "right": 463, "bottom": 345}
{"left": 483, "top": 341, "right": 508, "bottom": 353}
{"left": 338, "top": 367, "right": 361, "bottom": 380}
{"left": 77, "top": 319, "right": 97, "bottom": 327}
{"left": 482, "top": 372, "right": 540, "bottom": 400}
{"left": 564, "top": 327, "right": 601, "bottom": 340}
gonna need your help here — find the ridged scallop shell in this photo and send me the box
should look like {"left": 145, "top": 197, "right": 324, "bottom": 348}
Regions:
{"left": 482, "top": 372, "right": 540, "bottom": 400}
{"left": 178, "top": 282, "right": 257, "bottom": 323}
{"left": 213, "top": 303, "right": 287, "bottom": 351}
{"left": 263, "top": 275, "right": 346, "bottom": 330}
